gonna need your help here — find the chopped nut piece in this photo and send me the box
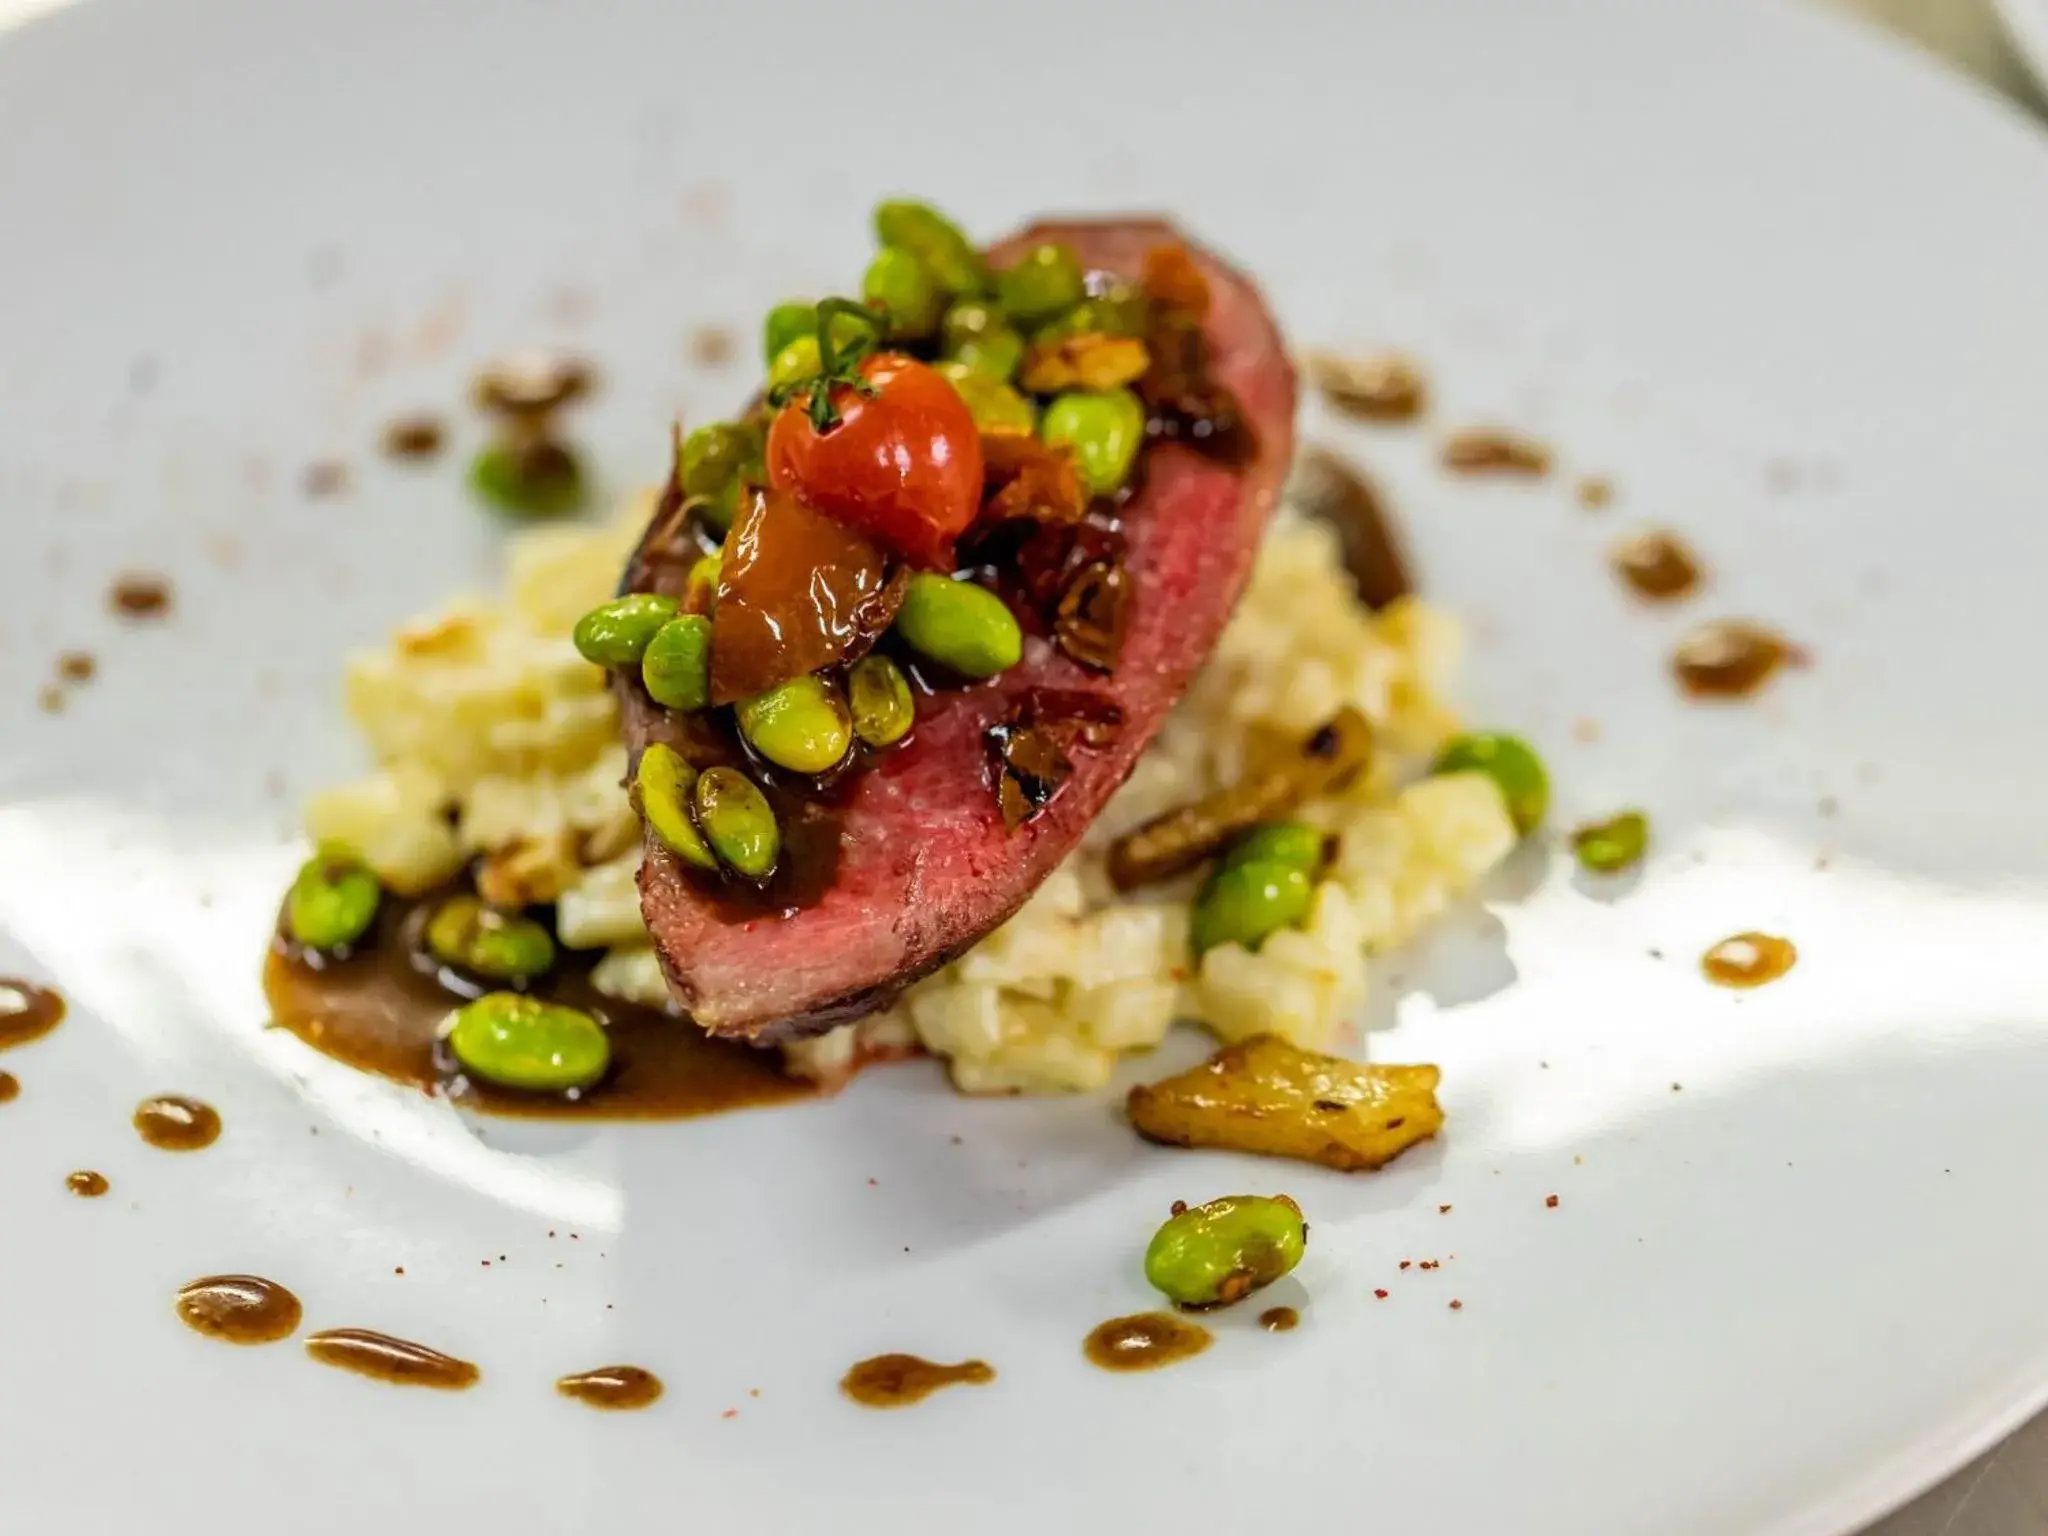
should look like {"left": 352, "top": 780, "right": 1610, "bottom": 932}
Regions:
{"left": 1020, "top": 333, "right": 1150, "bottom": 394}
{"left": 1441, "top": 428, "right": 1552, "bottom": 476}
{"left": 1306, "top": 350, "right": 1428, "bottom": 423}
{"left": 381, "top": 413, "right": 447, "bottom": 461}
{"left": 303, "top": 461, "right": 352, "bottom": 497}
{"left": 473, "top": 351, "right": 594, "bottom": 418}
{"left": 474, "top": 831, "right": 582, "bottom": 909}
{"left": 1127, "top": 1034, "right": 1444, "bottom": 1173}
{"left": 109, "top": 573, "right": 172, "bottom": 618}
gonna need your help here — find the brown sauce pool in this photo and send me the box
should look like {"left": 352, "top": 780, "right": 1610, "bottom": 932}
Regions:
{"left": 305, "top": 1328, "right": 479, "bottom": 1390}
{"left": 1612, "top": 529, "right": 1702, "bottom": 601}
{"left": 176, "top": 1275, "right": 304, "bottom": 1343}
{"left": 1672, "top": 621, "right": 1802, "bottom": 699}
{"left": 264, "top": 892, "right": 813, "bottom": 1121}
{"left": 1083, "top": 1312, "right": 1213, "bottom": 1373}
{"left": 840, "top": 1353, "right": 995, "bottom": 1408}
{"left": 556, "top": 1365, "right": 665, "bottom": 1411}
{"left": 1701, "top": 932, "right": 1797, "bottom": 988}
{"left": 65, "top": 1170, "right": 109, "bottom": 1198}
{"left": 0, "top": 1072, "right": 18, "bottom": 1104}
{"left": 134, "top": 1095, "right": 221, "bottom": 1150}
{"left": 0, "top": 979, "right": 64, "bottom": 1051}
{"left": 1259, "top": 1306, "right": 1300, "bottom": 1332}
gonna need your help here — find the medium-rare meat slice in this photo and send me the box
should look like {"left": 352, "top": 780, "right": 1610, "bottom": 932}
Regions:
{"left": 617, "top": 217, "right": 1296, "bottom": 1042}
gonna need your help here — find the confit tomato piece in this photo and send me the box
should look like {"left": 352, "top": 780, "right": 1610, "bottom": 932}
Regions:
{"left": 709, "top": 486, "right": 896, "bottom": 704}
{"left": 766, "top": 353, "right": 984, "bottom": 570}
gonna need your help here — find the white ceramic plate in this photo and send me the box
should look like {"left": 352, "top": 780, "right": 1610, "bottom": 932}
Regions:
{"left": 5, "top": 1, "right": 2048, "bottom": 1531}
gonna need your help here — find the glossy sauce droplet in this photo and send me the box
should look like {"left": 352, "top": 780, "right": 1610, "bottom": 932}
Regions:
{"left": 839, "top": 1354, "right": 995, "bottom": 1408}
{"left": 1672, "top": 622, "right": 1800, "bottom": 699}
{"left": 134, "top": 1095, "right": 221, "bottom": 1150}
{"left": 0, "top": 1072, "right": 19, "bottom": 1104}
{"left": 1082, "top": 1312, "right": 1214, "bottom": 1373}
{"left": 556, "top": 1365, "right": 665, "bottom": 1411}
{"left": 1259, "top": 1306, "right": 1300, "bottom": 1333}
{"left": 176, "top": 1275, "right": 304, "bottom": 1344}
{"left": 1702, "top": 932, "right": 1797, "bottom": 988}
{"left": 305, "top": 1329, "right": 479, "bottom": 1389}
{"left": 65, "top": 1170, "right": 108, "bottom": 1198}
{"left": 0, "top": 979, "right": 65, "bottom": 1051}
{"left": 1612, "top": 529, "right": 1702, "bottom": 601}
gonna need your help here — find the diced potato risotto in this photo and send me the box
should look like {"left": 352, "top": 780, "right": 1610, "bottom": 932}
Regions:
{"left": 309, "top": 482, "right": 1515, "bottom": 1093}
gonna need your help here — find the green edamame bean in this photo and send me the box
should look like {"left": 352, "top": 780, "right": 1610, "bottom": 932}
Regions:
{"left": 848, "top": 655, "right": 915, "bottom": 747}
{"left": 935, "top": 362, "right": 1036, "bottom": 436}
{"left": 995, "top": 242, "right": 1085, "bottom": 326}
{"left": 1222, "top": 820, "right": 1327, "bottom": 876}
{"left": 286, "top": 847, "right": 381, "bottom": 952}
{"left": 694, "top": 766, "right": 779, "bottom": 880}
{"left": 1035, "top": 287, "right": 1151, "bottom": 342}
{"left": 424, "top": 895, "right": 556, "bottom": 983}
{"left": 940, "top": 298, "right": 1005, "bottom": 349}
{"left": 684, "top": 551, "right": 723, "bottom": 614}
{"left": 681, "top": 419, "right": 764, "bottom": 531}
{"left": 1431, "top": 731, "right": 1549, "bottom": 835}
{"left": 767, "top": 311, "right": 873, "bottom": 395}
{"left": 443, "top": 992, "right": 610, "bottom": 1095}
{"left": 641, "top": 615, "right": 713, "bottom": 712}
{"left": 862, "top": 246, "right": 942, "bottom": 340}
{"left": 469, "top": 440, "right": 586, "bottom": 519}
{"left": 572, "top": 593, "right": 680, "bottom": 668}
{"left": 892, "top": 574, "right": 1023, "bottom": 679}
{"left": 762, "top": 300, "right": 817, "bottom": 366}
{"left": 768, "top": 335, "right": 822, "bottom": 394}
{"left": 1571, "top": 809, "right": 1649, "bottom": 875}
{"left": 736, "top": 673, "right": 853, "bottom": 776}
{"left": 1144, "top": 1194, "right": 1308, "bottom": 1309}
{"left": 940, "top": 300, "right": 1025, "bottom": 380}
{"left": 951, "top": 330, "right": 1025, "bottom": 381}
{"left": 873, "top": 200, "right": 987, "bottom": 296}
{"left": 1189, "top": 858, "right": 1314, "bottom": 955}
{"left": 635, "top": 743, "right": 716, "bottom": 871}
{"left": 1041, "top": 388, "right": 1145, "bottom": 498}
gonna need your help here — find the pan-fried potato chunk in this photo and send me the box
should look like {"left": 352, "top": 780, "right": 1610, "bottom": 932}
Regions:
{"left": 1126, "top": 1033, "right": 1443, "bottom": 1172}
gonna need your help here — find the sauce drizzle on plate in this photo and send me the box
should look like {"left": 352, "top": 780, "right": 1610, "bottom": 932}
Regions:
{"left": 0, "top": 979, "right": 64, "bottom": 1052}
{"left": 176, "top": 1276, "right": 304, "bottom": 1344}
{"left": 1082, "top": 1312, "right": 1213, "bottom": 1372}
{"left": 134, "top": 1095, "right": 221, "bottom": 1150}
{"left": 305, "top": 1329, "right": 479, "bottom": 1390}
{"left": 840, "top": 1353, "right": 994, "bottom": 1408}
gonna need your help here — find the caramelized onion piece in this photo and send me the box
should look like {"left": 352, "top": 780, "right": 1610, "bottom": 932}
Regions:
{"left": 986, "top": 690, "right": 1123, "bottom": 832}
{"left": 1054, "top": 558, "right": 1131, "bottom": 672}
{"left": 981, "top": 433, "right": 1087, "bottom": 529}
{"left": 1019, "top": 334, "right": 1150, "bottom": 394}
{"left": 1142, "top": 243, "right": 1212, "bottom": 319}
{"left": 1289, "top": 449, "right": 1412, "bottom": 611}
{"left": 709, "top": 488, "right": 893, "bottom": 705}
{"left": 1107, "top": 707, "right": 1372, "bottom": 890}
{"left": 1139, "top": 313, "right": 1244, "bottom": 455}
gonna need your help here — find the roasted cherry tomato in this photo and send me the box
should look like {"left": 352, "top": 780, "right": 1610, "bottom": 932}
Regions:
{"left": 767, "top": 352, "right": 984, "bottom": 570}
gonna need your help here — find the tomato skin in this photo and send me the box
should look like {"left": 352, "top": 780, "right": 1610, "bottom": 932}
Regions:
{"left": 766, "top": 353, "right": 984, "bottom": 569}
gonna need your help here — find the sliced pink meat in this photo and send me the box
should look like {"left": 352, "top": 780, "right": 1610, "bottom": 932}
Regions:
{"left": 617, "top": 218, "right": 1297, "bottom": 1042}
